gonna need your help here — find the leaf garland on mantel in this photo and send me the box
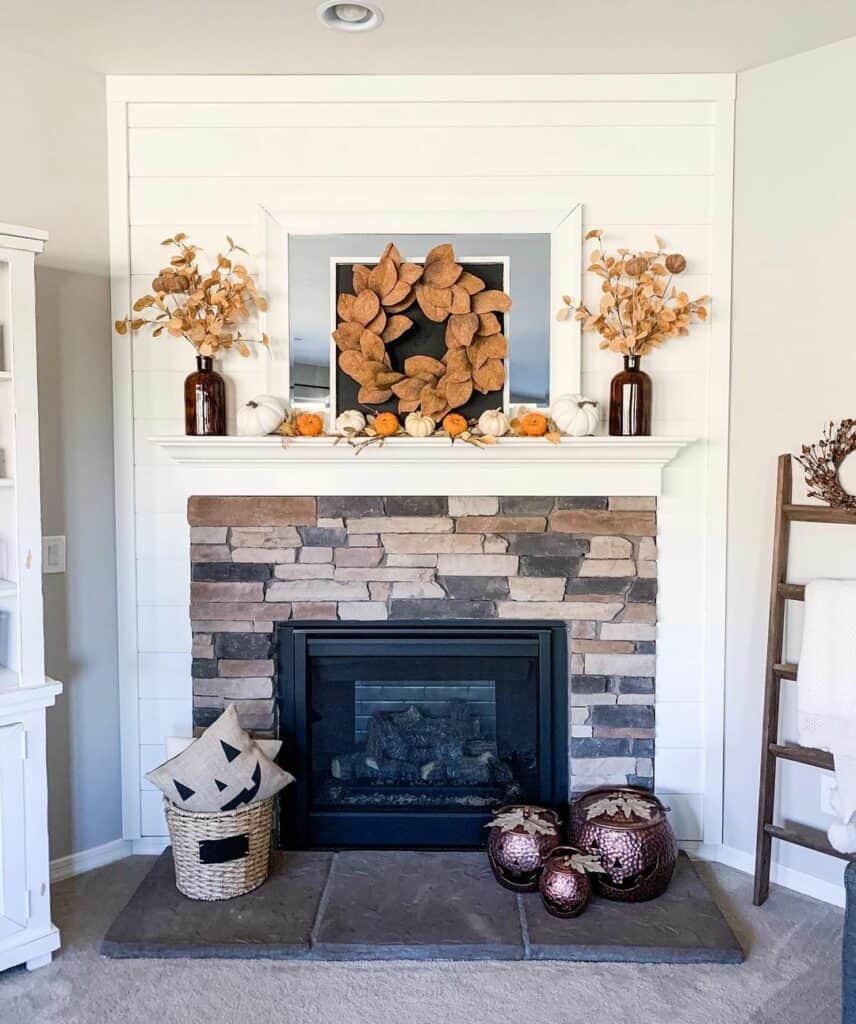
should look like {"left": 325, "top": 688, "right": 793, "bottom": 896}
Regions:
{"left": 332, "top": 242, "right": 512, "bottom": 421}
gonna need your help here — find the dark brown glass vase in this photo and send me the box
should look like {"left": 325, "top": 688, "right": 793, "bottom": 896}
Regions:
{"left": 609, "top": 354, "right": 652, "bottom": 436}
{"left": 184, "top": 355, "right": 226, "bottom": 436}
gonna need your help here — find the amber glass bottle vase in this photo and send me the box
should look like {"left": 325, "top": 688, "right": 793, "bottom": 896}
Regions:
{"left": 184, "top": 355, "right": 226, "bottom": 436}
{"left": 608, "top": 354, "right": 651, "bottom": 437}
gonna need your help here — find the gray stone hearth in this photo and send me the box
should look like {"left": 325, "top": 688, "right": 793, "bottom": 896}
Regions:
{"left": 101, "top": 850, "right": 742, "bottom": 963}
{"left": 188, "top": 494, "right": 657, "bottom": 791}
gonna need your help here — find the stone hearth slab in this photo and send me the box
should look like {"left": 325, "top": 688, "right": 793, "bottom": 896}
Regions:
{"left": 522, "top": 852, "right": 744, "bottom": 963}
{"left": 101, "top": 851, "right": 332, "bottom": 959}
{"left": 101, "top": 849, "right": 742, "bottom": 963}
{"left": 310, "top": 850, "right": 523, "bottom": 960}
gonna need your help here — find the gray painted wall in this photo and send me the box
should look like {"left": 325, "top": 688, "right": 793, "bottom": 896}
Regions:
{"left": 0, "top": 44, "right": 121, "bottom": 859}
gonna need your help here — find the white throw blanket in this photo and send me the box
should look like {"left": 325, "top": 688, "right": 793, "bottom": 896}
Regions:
{"left": 797, "top": 579, "right": 856, "bottom": 853}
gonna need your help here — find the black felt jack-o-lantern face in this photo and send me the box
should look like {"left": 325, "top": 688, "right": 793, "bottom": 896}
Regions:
{"left": 172, "top": 738, "right": 264, "bottom": 812}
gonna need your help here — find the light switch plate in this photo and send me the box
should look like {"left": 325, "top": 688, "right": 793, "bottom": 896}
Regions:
{"left": 42, "top": 536, "right": 66, "bottom": 574}
{"left": 820, "top": 772, "right": 837, "bottom": 816}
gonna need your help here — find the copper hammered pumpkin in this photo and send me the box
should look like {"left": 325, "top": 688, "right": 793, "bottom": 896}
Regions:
{"left": 296, "top": 412, "right": 324, "bottom": 437}
{"left": 519, "top": 412, "right": 549, "bottom": 437}
{"left": 442, "top": 413, "right": 468, "bottom": 437}
{"left": 373, "top": 412, "right": 400, "bottom": 437}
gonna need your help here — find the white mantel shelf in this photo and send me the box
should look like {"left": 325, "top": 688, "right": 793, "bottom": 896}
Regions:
{"left": 150, "top": 435, "right": 694, "bottom": 497}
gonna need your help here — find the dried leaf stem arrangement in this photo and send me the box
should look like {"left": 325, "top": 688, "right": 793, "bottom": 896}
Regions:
{"left": 115, "top": 233, "right": 269, "bottom": 358}
{"left": 333, "top": 242, "right": 512, "bottom": 421}
{"left": 557, "top": 231, "right": 709, "bottom": 356}
{"left": 797, "top": 420, "right": 856, "bottom": 512}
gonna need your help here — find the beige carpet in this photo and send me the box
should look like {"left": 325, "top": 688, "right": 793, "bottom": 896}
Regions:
{"left": 0, "top": 856, "right": 843, "bottom": 1024}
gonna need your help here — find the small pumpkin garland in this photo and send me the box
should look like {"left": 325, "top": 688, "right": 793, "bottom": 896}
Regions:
{"left": 323, "top": 395, "right": 602, "bottom": 453}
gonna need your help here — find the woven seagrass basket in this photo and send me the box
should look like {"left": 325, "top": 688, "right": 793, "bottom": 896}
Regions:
{"left": 163, "top": 795, "right": 274, "bottom": 901}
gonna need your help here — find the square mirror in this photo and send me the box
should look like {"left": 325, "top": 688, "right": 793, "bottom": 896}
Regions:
{"left": 261, "top": 208, "right": 581, "bottom": 417}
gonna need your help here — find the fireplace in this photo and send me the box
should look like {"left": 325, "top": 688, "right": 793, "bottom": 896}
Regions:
{"left": 189, "top": 493, "right": 658, "bottom": 831}
{"left": 277, "top": 620, "right": 568, "bottom": 848}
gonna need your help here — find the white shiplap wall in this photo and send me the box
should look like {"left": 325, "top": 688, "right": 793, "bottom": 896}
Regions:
{"left": 107, "top": 75, "right": 734, "bottom": 846}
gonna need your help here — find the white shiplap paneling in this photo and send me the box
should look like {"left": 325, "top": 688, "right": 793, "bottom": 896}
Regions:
{"left": 128, "top": 126, "right": 713, "bottom": 178}
{"left": 130, "top": 175, "right": 714, "bottom": 226}
{"left": 128, "top": 101, "right": 717, "bottom": 129}
{"left": 111, "top": 76, "right": 733, "bottom": 842}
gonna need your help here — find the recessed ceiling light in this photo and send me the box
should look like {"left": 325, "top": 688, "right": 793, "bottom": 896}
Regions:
{"left": 317, "top": 2, "right": 384, "bottom": 32}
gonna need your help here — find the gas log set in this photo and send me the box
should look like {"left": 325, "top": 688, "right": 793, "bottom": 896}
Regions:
{"left": 486, "top": 788, "right": 678, "bottom": 918}
{"left": 325, "top": 698, "right": 521, "bottom": 809}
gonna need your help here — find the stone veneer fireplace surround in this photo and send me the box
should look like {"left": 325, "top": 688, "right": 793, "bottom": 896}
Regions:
{"left": 188, "top": 494, "right": 658, "bottom": 812}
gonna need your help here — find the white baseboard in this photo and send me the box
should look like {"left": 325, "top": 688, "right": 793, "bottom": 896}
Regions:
{"left": 50, "top": 838, "right": 132, "bottom": 882}
{"left": 131, "top": 836, "right": 170, "bottom": 855}
{"left": 695, "top": 842, "right": 846, "bottom": 908}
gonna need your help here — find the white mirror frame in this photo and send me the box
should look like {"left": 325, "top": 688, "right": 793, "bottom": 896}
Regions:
{"left": 258, "top": 205, "right": 582, "bottom": 420}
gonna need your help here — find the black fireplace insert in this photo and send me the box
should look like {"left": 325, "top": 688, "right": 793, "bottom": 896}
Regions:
{"left": 276, "top": 620, "right": 568, "bottom": 849}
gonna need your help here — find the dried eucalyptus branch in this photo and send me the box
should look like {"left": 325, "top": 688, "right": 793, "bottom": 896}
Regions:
{"left": 115, "top": 233, "right": 269, "bottom": 358}
{"left": 557, "top": 230, "right": 709, "bottom": 357}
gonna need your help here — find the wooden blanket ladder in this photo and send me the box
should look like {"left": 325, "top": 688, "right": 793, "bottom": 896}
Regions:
{"left": 753, "top": 453, "right": 856, "bottom": 905}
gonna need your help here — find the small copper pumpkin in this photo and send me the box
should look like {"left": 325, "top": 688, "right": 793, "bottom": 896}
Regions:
{"left": 539, "top": 846, "right": 601, "bottom": 918}
{"left": 570, "top": 787, "right": 678, "bottom": 903}
{"left": 486, "top": 805, "right": 560, "bottom": 892}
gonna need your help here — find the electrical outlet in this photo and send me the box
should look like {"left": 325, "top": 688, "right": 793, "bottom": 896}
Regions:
{"left": 42, "top": 536, "right": 66, "bottom": 574}
{"left": 820, "top": 773, "right": 837, "bottom": 816}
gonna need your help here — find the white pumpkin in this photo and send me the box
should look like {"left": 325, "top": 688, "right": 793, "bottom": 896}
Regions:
{"left": 477, "top": 408, "right": 511, "bottom": 438}
{"left": 404, "top": 411, "right": 436, "bottom": 437}
{"left": 335, "top": 409, "right": 367, "bottom": 435}
{"left": 236, "top": 394, "right": 287, "bottom": 436}
{"left": 550, "top": 394, "right": 599, "bottom": 437}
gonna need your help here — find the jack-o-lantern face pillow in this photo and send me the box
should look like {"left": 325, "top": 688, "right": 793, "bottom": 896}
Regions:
{"left": 146, "top": 705, "right": 294, "bottom": 813}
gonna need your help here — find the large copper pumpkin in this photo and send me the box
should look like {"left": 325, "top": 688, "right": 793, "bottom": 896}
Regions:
{"left": 486, "top": 805, "right": 560, "bottom": 892}
{"left": 538, "top": 846, "right": 594, "bottom": 918}
{"left": 570, "top": 787, "right": 677, "bottom": 902}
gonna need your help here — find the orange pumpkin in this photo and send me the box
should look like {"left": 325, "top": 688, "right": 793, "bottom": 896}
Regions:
{"left": 296, "top": 412, "right": 324, "bottom": 437}
{"left": 442, "top": 413, "right": 468, "bottom": 437}
{"left": 373, "top": 412, "right": 400, "bottom": 437}
{"left": 519, "top": 412, "right": 549, "bottom": 437}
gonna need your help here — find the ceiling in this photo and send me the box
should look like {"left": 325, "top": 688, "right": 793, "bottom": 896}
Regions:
{"left": 3, "top": 0, "right": 856, "bottom": 75}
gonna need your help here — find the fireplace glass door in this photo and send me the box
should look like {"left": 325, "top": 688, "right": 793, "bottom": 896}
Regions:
{"left": 278, "top": 623, "right": 567, "bottom": 848}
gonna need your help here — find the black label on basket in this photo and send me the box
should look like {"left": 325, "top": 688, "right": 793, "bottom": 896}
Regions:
{"left": 198, "top": 833, "right": 249, "bottom": 864}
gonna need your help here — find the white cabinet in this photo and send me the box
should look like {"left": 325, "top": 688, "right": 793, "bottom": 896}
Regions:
{"left": 0, "top": 723, "right": 28, "bottom": 935}
{"left": 0, "top": 686, "right": 60, "bottom": 971}
{"left": 0, "top": 224, "right": 61, "bottom": 972}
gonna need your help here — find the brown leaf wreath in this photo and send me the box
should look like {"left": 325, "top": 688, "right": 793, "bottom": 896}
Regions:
{"left": 332, "top": 242, "right": 512, "bottom": 422}
{"left": 797, "top": 419, "right": 856, "bottom": 512}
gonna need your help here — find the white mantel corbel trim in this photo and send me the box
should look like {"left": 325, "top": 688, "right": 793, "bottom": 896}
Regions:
{"left": 150, "top": 434, "right": 694, "bottom": 496}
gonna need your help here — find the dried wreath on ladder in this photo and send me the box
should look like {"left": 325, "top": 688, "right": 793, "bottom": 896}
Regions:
{"left": 797, "top": 420, "right": 856, "bottom": 512}
{"left": 332, "top": 242, "right": 512, "bottom": 421}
